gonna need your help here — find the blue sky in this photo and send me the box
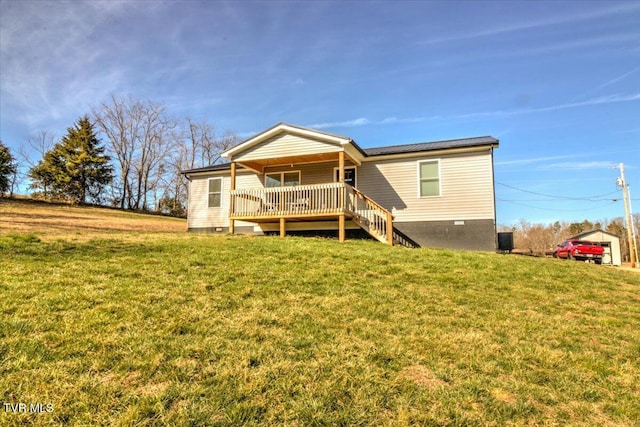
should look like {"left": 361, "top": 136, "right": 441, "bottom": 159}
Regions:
{"left": 1, "top": 0, "right": 638, "bottom": 225}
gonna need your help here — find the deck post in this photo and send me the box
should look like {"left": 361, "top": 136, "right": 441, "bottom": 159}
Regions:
{"left": 280, "top": 217, "right": 286, "bottom": 238}
{"left": 386, "top": 211, "right": 393, "bottom": 245}
{"left": 229, "top": 162, "right": 236, "bottom": 235}
{"left": 338, "top": 151, "right": 345, "bottom": 209}
{"left": 338, "top": 214, "right": 345, "bottom": 243}
{"left": 338, "top": 152, "right": 346, "bottom": 243}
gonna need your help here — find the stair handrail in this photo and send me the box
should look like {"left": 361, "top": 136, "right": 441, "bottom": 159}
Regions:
{"left": 392, "top": 227, "right": 421, "bottom": 248}
{"left": 347, "top": 185, "right": 394, "bottom": 244}
{"left": 349, "top": 186, "right": 394, "bottom": 219}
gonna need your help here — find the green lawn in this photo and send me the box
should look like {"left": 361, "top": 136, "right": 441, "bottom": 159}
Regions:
{"left": 1, "top": 231, "right": 639, "bottom": 426}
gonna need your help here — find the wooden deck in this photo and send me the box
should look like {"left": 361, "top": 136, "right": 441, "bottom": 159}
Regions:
{"left": 229, "top": 183, "right": 394, "bottom": 244}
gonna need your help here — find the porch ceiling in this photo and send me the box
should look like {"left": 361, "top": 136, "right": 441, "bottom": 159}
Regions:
{"left": 236, "top": 152, "right": 357, "bottom": 173}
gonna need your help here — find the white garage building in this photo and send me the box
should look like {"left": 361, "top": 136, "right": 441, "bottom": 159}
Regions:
{"left": 571, "top": 229, "right": 622, "bottom": 266}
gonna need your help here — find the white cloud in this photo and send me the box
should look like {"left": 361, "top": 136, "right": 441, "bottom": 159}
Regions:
{"left": 380, "top": 117, "right": 426, "bottom": 125}
{"left": 0, "top": 0, "right": 175, "bottom": 130}
{"left": 453, "top": 93, "right": 640, "bottom": 120}
{"left": 495, "top": 154, "right": 588, "bottom": 167}
{"left": 1, "top": 2, "right": 130, "bottom": 127}
{"left": 571, "top": 66, "right": 640, "bottom": 102}
{"left": 304, "top": 92, "right": 640, "bottom": 133}
{"left": 307, "top": 118, "right": 370, "bottom": 129}
{"left": 540, "top": 161, "right": 616, "bottom": 171}
{"left": 419, "top": 3, "right": 640, "bottom": 45}
{"left": 307, "top": 115, "right": 435, "bottom": 129}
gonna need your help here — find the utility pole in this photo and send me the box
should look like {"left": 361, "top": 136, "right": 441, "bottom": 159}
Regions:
{"left": 629, "top": 187, "right": 640, "bottom": 266}
{"left": 617, "top": 163, "right": 637, "bottom": 268}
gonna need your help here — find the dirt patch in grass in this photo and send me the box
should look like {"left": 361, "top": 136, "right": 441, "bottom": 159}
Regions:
{"left": 398, "top": 365, "right": 448, "bottom": 389}
{"left": 137, "top": 381, "right": 170, "bottom": 397}
{"left": 491, "top": 388, "right": 517, "bottom": 404}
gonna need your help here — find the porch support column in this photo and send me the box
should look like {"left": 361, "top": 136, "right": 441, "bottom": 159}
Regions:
{"left": 280, "top": 217, "right": 286, "bottom": 238}
{"left": 229, "top": 162, "right": 236, "bottom": 235}
{"left": 386, "top": 212, "right": 393, "bottom": 245}
{"left": 338, "top": 151, "right": 345, "bottom": 243}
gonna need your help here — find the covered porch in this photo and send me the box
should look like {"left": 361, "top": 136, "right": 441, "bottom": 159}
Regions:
{"left": 221, "top": 123, "right": 393, "bottom": 244}
{"left": 229, "top": 182, "right": 393, "bottom": 244}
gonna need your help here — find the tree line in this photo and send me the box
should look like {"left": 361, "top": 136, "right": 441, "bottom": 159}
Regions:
{"left": 1, "top": 95, "right": 238, "bottom": 216}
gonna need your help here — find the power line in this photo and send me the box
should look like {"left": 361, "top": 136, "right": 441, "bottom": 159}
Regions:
{"left": 500, "top": 198, "right": 616, "bottom": 202}
{"left": 496, "top": 181, "right": 619, "bottom": 201}
{"left": 497, "top": 198, "right": 617, "bottom": 212}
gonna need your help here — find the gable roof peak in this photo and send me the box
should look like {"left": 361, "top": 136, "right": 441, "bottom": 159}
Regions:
{"left": 221, "top": 122, "right": 359, "bottom": 160}
{"left": 274, "top": 122, "right": 351, "bottom": 140}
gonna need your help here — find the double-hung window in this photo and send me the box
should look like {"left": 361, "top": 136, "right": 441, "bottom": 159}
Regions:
{"left": 418, "top": 160, "right": 441, "bottom": 197}
{"left": 208, "top": 177, "right": 222, "bottom": 208}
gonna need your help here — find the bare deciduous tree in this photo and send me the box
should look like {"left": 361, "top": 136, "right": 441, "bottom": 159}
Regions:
{"left": 159, "top": 118, "right": 239, "bottom": 216}
{"left": 93, "top": 95, "right": 239, "bottom": 213}
{"left": 14, "top": 131, "right": 57, "bottom": 197}
{"left": 20, "top": 130, "right": 56, "bottom": 168}
{"left": 182, "top": 117, "right": 238, "bottom": 167}
{"left": 133, "top": 101, "right": 174, "bottom": 210}
{"left": 93, "top": 95, "right": 136, "bottom": 208}
{"left": 93, "top": 95, "right": 175, "bottom": 210}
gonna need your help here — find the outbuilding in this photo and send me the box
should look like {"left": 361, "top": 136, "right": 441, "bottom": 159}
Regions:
{"left": 571, "top": 229, "right": 622, "bottom": 266}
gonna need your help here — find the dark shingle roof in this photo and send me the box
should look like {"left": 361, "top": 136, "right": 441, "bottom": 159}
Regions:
{"left": 182, "top": 135, "right": 498, "bottom": 175}
{"left": 364, "top": 136, "right": 498, "bottom": 156}
{"left": 181, "top": 163, "right": 232, "bottom": 174}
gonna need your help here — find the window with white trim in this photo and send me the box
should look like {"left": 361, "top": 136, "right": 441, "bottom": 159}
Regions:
{"left": 418, "top": 160, "right": 440, "bottom": 197}
{"left": 208, "top": 177, "right": 222, "bottom": 208}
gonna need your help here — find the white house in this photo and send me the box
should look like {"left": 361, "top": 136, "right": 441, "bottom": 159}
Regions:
{"left": 182, "top": 123, "right": 499, "bottom": 250}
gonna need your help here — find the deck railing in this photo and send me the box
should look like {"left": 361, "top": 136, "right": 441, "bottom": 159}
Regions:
{"left": 347, "top": 186, "right": 394, "bottom": 244}
{"left": 230, "top": 182, "right": 395, "bottom": 244}
{"left": 230, "top": 182, "right": 346, "bottom": 218}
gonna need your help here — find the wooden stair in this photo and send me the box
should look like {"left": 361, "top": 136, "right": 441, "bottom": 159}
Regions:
{"left": 347, "top": 186, "right": 419, "bottom": 248}
{"left": 391, "top": 226, "right": 421, "bottom": 248}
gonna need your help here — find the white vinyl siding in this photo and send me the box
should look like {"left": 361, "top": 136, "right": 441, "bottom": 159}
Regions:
{"left": 358, "top": 150, "right": 495, "bottom": 222}
{"left": 234, "top": 133, "right": 341, "bottom": 162}
{"left": 187, "top": 172, "right": 261, "bottom": 229}
{"left": 208, "top": 178, "right": 222, "bottom": 207}
{"left": 418, "top": 160, "right": 440, "bottom": 197}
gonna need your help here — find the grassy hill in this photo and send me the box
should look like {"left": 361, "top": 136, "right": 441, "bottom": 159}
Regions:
{"left": 1, "top": 199, "right": 639, "bottom": 426}
{"left": 0, "top": 198, "right": 186, "bottom": 238}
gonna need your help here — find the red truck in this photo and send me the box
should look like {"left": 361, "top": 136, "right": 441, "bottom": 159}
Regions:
{"left": 553, "top": 239, "right": 604, "bottom": 264}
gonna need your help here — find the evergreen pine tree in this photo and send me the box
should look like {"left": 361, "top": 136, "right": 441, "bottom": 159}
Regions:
{"left": 0, "top": 141, "right": 18, "bottom": 196}
{"left": 29, "top": 116, "right": 113, "bottom": 203}
{"left": 29, "top": 153, "right": 60, "bottom": 199}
